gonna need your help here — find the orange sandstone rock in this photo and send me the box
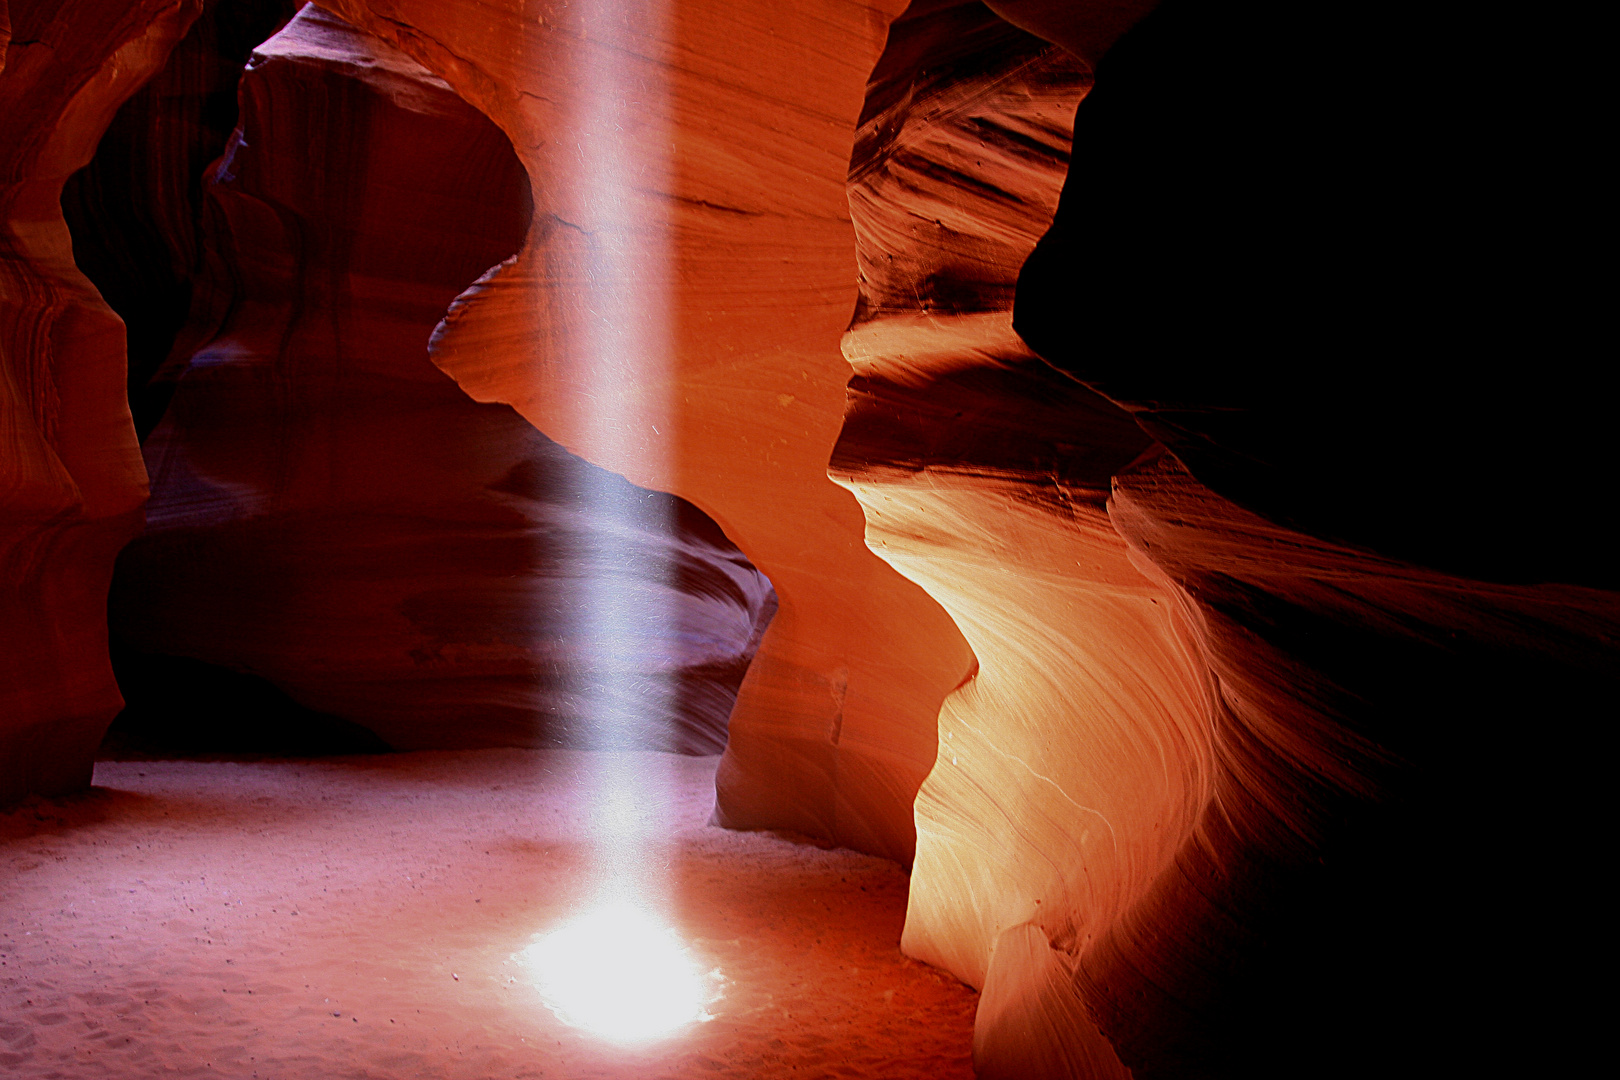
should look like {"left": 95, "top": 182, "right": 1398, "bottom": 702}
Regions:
{"left": 319, "top": 0, "right": 975, "bottom": 859}
{"left": 832, "top": 6, "right": 1158, "bottom": 1075}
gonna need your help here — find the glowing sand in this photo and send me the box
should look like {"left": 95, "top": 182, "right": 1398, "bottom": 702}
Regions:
{"left": 1, "top": 751, "right": 979, "bottom": 1076}
{"left": 520, "top": 898, "right": 720, "bottom": 1042}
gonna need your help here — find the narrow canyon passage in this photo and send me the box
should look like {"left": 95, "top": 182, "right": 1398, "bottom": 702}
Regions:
{"left": 1, "top": 751, "right": 978, "bottom": 1079}
{"left": 6, "top": 1, "right": 1613, "bottom": 1076}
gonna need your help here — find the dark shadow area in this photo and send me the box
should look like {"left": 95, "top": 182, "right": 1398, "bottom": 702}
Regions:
{"left": 1002, "top": 2, "right": 1617, "bottom": 1078}
{"left": 0, "top": 785, "right": 166, "bottom": 842}
{"left": 1014, "top": 0, "right": 1614, "bottom": 592}
{"left": 100, "top": 642, "right": 393, "bottom": 758}
{"left": 61, "top": 0, "right": 302, "bottom": 439}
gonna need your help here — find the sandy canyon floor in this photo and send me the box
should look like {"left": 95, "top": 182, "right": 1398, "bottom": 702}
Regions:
{"left": 0, "top": 750, "right": 977, "bottom": 1079}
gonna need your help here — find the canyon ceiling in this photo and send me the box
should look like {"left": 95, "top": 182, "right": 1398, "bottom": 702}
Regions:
{"left": 2, "top": 1, "right": 1611, "bottom": 1078}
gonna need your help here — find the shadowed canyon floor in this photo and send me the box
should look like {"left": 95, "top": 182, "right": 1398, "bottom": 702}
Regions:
{"left": 0, "top": 751, "right": 977, "bottom": 1079}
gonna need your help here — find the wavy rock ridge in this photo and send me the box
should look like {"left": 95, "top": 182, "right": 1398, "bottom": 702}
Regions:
{"left": 3, "top": 1, "right": 1614, "bottom": 1077}
{"left": 839, "top": 2, "right": 1619, "bottom": 1077}
{"left": 834, "top": 6, "right": 1156, "bottom": 1075}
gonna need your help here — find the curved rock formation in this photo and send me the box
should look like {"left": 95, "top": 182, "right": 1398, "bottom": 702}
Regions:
{"left": 313, "top": 0, "right": 974, "bottom": 859}
{"left": 838, "top": 1, "right": 1620, "bottom": 1077}
{"left": 60, "top": 0, "right": 300, "bottom": 440}
{"left": 111, "top": 6, "right": 775, "bottom": 754}
{"left": 0, "top": 0, "right": 203, "bottom": 802}
{"left": 1005, "top": 6, "right": 1616, "bottom": 1076}
{"left": 7, "top": 0, "right": 1612, "bottom": 1073}
{"left": 833, "top": 6, "right": 1154, "bottom": 1075}
{"left": 1088, "top": 454, "right": 1618, "bottom": 1079}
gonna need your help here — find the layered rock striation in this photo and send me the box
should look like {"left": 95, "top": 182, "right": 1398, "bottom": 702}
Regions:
{"left": 833, "top": 6, "right": 1154, "bottom": 1075}
{"left": 111, "top": 6, "right": 775, "bottom": 754}
{"left": 1081, "top": 453, "right": 1619, "bottom": 1079}
{"left": 12, "top": 0, "right": 975, "bottom": 840}
{"left": 1001, "top": 5, "right": 1618, "bottom": 1076}
{"left": 839, "top": 1, "right": 1620, "bottom": 1077}
{"left": 6, "top": 0, "right": 1613, "bottom": 1074}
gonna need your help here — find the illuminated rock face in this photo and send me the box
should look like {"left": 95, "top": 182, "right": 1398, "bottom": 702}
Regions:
{"left": 14, "top": 0, "right": 973, "bottom": 830}
{"left": 0, "top": 0, "right": 203, "bottom": 802}
{"left": 833, "top": 6, "right": 1153, "bottom": 1076}
{"left": 840, "top": 3, "right": 1620, "bottom": 1078}
{"left": 6, "top": 0, "right": 1613, "bottom": 1075}
{"left": 111, "top": 6, "right": 776, "bottom": 753}
{"left": 314, "top": 0, "right": 974, "bottom": 859}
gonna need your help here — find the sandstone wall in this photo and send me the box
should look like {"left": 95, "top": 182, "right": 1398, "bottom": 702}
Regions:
{"left": 833, "top": 6, "right": 1155, "bottom": 1075}
{"left": 6, "top": 2, "right": 1612, "bottom": 1075}
{"left": 111, "top": 6, "right": 776, "bottom": 754}
{"left": 60, "top": 0, "right": 301, "bottom": 440}
{"left": 318, "top": 0, "right": 975, "bottom": 860}
{"left": 842, "top": 2, "right": 1620, "bottom": 1077}
{"left": 0, "top": 0, "right": 203, "bottom": 802}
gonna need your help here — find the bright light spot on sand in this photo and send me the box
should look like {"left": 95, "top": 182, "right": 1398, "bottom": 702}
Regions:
{"left": 520, "top": 900, "right": 718, "bottom": 1042}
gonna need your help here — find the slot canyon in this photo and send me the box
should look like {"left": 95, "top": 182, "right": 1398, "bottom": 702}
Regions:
{"left": 1, "top": 0, "right": 1611, "bottom": 1077}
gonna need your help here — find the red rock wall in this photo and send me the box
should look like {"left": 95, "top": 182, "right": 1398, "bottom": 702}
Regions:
{"left": 0, "top": 0, "right": 202, "bottom": 802}
{"left": 111, "top": 6, "right": 776, "bottom": 754}
{"left": 319, "top": 0, "right": 974, "bottom": 861}
{"left": 8, "top": 0, "right": 1611, "bottom": 1073}
{"left": 840, "top": 2, "right": 1620, "bottom": 1077}
{"left": 60, "top": 0, "right": 301, "bottom": 440}
{"left": 1085, "top": 455, "right": 1619, "bottom": 1079}
{"left": 833, "top": 6, "right": 1156, "bottom": 1076}
{"left": 1002, "top": 4, "right": 1615, "bottom": 1076}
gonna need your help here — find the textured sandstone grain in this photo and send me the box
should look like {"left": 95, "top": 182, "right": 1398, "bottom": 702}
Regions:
{"left": 9, "top": 1, "right": 1612, "bottom": 1075}
{"left": 1082, "top": 453, "right": 1620, "bottom": 1077}
{"left": 846, "top": 4, "right": 1620, "bottom": 1077}
{"left": 832, "top": 7, "right": 1155, "bottom": 1074}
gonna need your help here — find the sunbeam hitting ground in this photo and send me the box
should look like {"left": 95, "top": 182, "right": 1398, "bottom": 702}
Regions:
{"left": 0, "top": 750, "right": 977, "bottom": 1079}
{"left": 520, "top": 896, "right": 721, "bottom": 1042}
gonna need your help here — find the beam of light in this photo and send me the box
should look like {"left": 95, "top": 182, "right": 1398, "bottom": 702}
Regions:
{"left": 566, "top": 0, "right": 676, "bottom": 758}
{"left": 521, "top": 0, "right": 732, "bottom": 1044}
{"left": 518, "top": 896, "right": 723, "bottom": 1043}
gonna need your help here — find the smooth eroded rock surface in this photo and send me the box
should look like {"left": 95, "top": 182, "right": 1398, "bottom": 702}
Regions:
{"left": 839, "top": 2, "right": 1620, "bottom": 1077}
{"left": 314, "top": 0, "right": 975, "bottom": 860}
{"left": 8, "top": 0, "right": 1613, "bottom": 1075}
{"left": 112, "top": 6, "right": 775, "bottom": 753}
{"left": 832, "top": 6, "right": 1159, "bottom": 1076}
{"left": 0, "top": 0, "right": 203, "bottom": 802}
